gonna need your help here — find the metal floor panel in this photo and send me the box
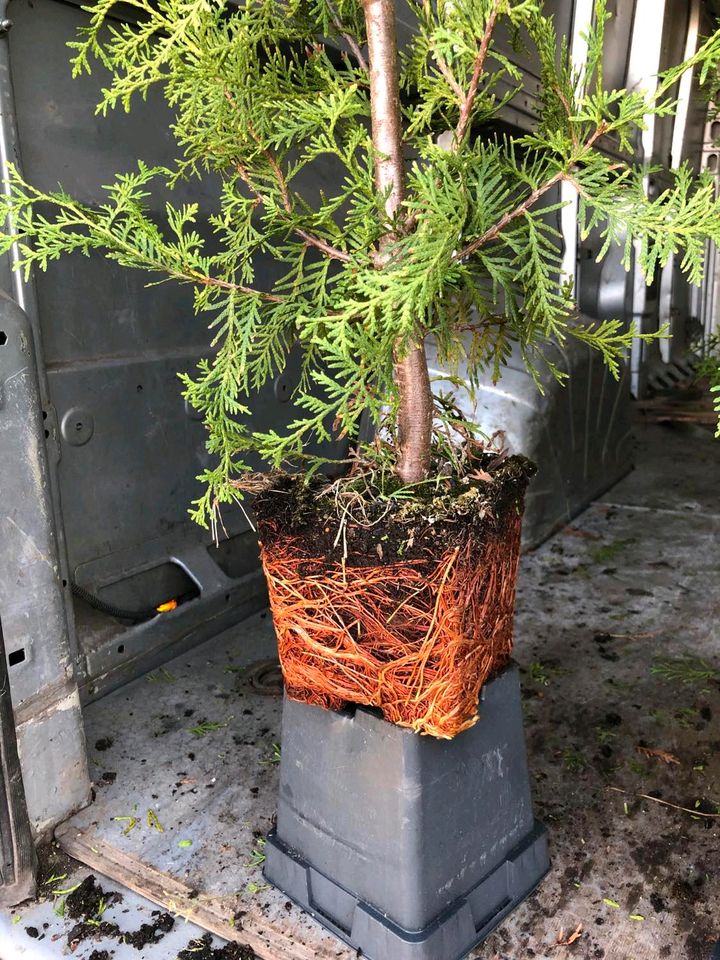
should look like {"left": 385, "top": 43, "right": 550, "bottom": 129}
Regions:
{"left": 54, "top": 610, "right": 353, "bottom": 960}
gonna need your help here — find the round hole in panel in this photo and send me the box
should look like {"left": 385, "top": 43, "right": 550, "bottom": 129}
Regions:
{"left": 60, "top": 407, "right": 95, "bottom": 446}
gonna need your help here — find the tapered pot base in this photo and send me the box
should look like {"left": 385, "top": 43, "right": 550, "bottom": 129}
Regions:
{"left": 264, "top": 663, "right": 550, "bottom": 960}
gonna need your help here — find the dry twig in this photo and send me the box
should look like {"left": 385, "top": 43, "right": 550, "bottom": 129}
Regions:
{"left": 608, "top": 786, "right": 720, "bottom": 818}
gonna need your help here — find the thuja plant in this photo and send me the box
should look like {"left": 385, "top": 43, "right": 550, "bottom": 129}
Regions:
{"left": 4, "top": 0, "right": 720, "bottom": 736}
{"left": 5, "top": 0, "right": 720, "bottom": 507}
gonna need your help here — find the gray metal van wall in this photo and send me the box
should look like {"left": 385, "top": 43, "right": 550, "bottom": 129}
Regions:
{"left": 1, "top": 0, "right": 349, "bottom": 702}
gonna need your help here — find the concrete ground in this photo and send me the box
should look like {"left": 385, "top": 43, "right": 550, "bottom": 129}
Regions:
{"left": 1, "top": 419, "right": 718, "bottom": 960}
{"left": 481, "top": 420, "right": 720, "bottom": 960}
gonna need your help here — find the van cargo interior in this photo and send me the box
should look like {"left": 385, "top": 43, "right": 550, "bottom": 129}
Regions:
{"left": 1, "top": 0, "right": 720, "bottom": 958}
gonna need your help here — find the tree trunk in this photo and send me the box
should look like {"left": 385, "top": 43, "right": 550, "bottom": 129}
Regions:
{"left": 362, "top": 0, "right": 433, "bottom": 484}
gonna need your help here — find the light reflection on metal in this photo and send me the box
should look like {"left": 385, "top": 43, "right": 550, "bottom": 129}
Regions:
{"left": 672, "top": 0, "right": 702, "bottom": 168}
{"left": 658, "top": 0, "right": 701, "bottom": 364}
{"left": 560, "top": 0, "right": 593, "bottom": 287}
{"left": 626, "top": 0, "right": 668, "bottom": 396}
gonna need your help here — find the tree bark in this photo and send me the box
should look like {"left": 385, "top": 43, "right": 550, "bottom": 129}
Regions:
{"left": 362, "top": 0, "right": 433, "bottom": 484}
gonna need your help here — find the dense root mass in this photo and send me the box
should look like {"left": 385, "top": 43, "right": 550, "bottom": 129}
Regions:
{"left": 255, "top": 457, "right": 531, "bottom": 738}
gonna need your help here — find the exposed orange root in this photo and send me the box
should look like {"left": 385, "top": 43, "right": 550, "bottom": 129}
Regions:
{"left": 259, "top": 513, "right": 523, "bottom": 739}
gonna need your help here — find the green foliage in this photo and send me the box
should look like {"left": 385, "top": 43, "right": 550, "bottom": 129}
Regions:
{"left": 652, "top": 656, "right": 720, "bottom": 685}
{"left": 2, "top": 0, "right": 720, "bottom": 523}
{"left": 590, "top": 536, "right": 637, "bottom": 564}
{"left": 696, "top": 334, "right": 720, "bottom": 436}
{"left": 562, "top": 746, "right": 587, "bottom": 773}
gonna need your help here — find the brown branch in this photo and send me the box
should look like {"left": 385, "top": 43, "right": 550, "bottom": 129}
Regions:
{"left": 418, "top": 0, "right": 500, "bottom": 244}
{"left": 325, "top": 0, "right": 369, "bottom": 72}
{"left": 453, "top": 122, "right": 613, "bottom": 262}
{"left": 561, "top": 173, "right": 590, "bottom": 200}
{"left": 222, "top": 88, "right": 352, "bottom": 264}
{"left": 187, "top": 270, "right": 286, "bottom": 303}
{"left": 554, "top": 83, "right": 579, "bottom": 149}
{"left": 584, "top": 120, "right": 609, "bottom": 151}
{"left": 455, "top": 313, "right": 509, "bottom": 332}
{"left": 454, "top": 171, "right": 565, "bottom": 262}
{"left": 252, "top": 134, "right": 353, "bottom": 263}
{"left": 454, "top": 0, "right": 501, "bottom": 145}
{"left": 57, "top": 187, "right": 283, "bottom": 304}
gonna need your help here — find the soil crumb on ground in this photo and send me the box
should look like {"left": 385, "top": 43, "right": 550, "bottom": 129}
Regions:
{"left": 35, "top": 839, "right": 77, "bottom": 892}
{"left": 62, "top": 874, "right": 175, "bottom": 951}
{"left": 124, "top": 910, "right": 175, "bottom": 949}
{"left": 67, "top": 919, "right": 121, "bottom": 951}
{"left": 65, "top": 875, "right": 122, "bottom": 920}
{"left": 177, "top": 932, "right": 257, "bottom": 959}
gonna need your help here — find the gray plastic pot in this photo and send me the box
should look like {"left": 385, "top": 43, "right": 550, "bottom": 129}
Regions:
{"left": 264, "top": 662, "right": 549, "bottom": 960}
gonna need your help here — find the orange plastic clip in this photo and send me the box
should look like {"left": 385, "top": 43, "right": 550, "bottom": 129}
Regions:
{"left": 156, "top": 599, "right": 178, "bottom": 613}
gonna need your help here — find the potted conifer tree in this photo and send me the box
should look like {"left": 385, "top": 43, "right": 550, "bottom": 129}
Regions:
{"left": 3, "top": 0, "right": 720, "bottom": 957}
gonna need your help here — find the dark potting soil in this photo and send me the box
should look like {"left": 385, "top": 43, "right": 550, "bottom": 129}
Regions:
{"left": 68, "top": 919, "right": 121, "bottom": 950}
{"left": 65, "top": 874, "right": 122, "bottom": 920}
{"left": 123, "top": 910, "right": 175, "bottom": 948}
{"left": 254, "top": 453, "right": 535, "bottom": 566}
{"left": 63, "top": 874, "right": 175, "bottom": 951}
{"left": 35, "top": 839, "right": 77, "bottom": 892}
{"left": 176, "top": 932, "right": 257, "bottom": 959}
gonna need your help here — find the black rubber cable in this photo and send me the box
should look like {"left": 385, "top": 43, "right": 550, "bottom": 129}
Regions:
{"left": 70, "top": 582, "right": 158, "bottom": 624}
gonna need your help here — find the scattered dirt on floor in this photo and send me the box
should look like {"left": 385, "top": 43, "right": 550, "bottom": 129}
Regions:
{"left": 35, "top": 839, "right": 77, "bottom": 891}
{"left": 67, "top": 919, "right": 121, "bottom": 952}
{"left": 123, "top": 910, "right": 175, "bottom": 949}
{"left": 60, "top": 874, "right": 176, "bottom": 952}
{"left": 65, "top": 875, "right": 122, "bottom": 920}
{"left": 27, "top": 857, "right": 253, "bottom": 957}
{"left": 177, "top": 932, "right": 257, "bottom": 959}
